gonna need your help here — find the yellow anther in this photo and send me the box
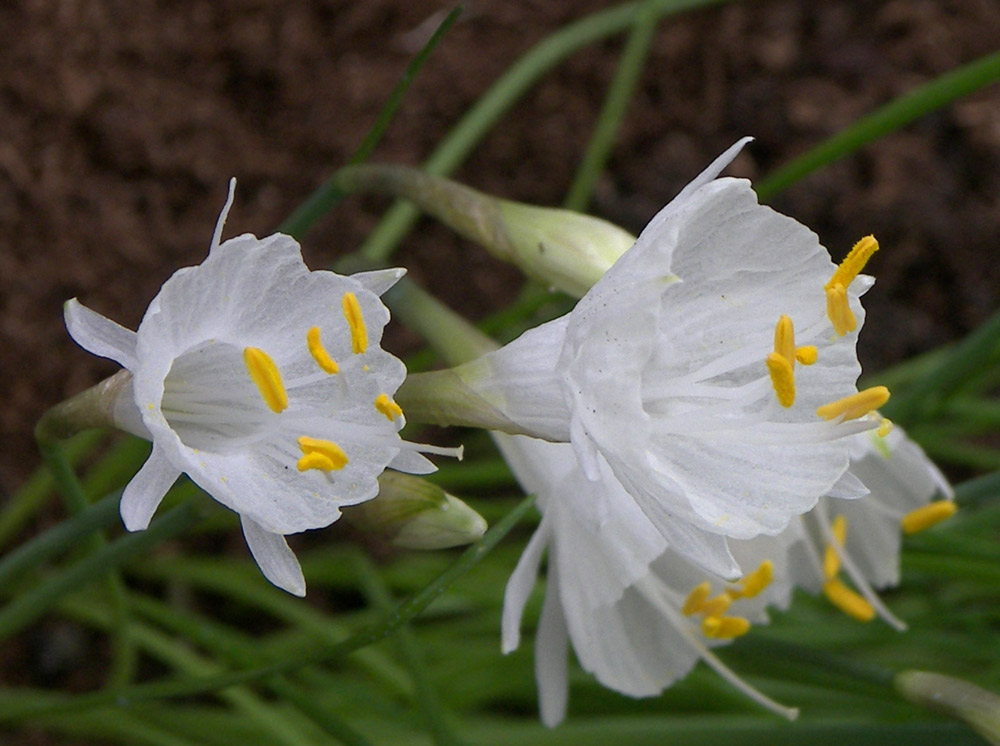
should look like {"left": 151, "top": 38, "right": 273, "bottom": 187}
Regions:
{"left": 701, "top": 593, "right": 733, "bottom": 619}
{"left": 297, "top": 436, "right": 348, "bottom": 470}
{"left": 766, "top": 352, "right": 796, "bottom": 408}
{"left": 823, "top": 545, "right": 840, "bottom": 580}
{"left": 831, "top": 514, "right": 847, "bottom": 546}
{"left": 826, "top": 235, "right": 879, "bottom": 292}
{"left": 243, "top": 347, "right": 288, "bottom": 413}
{"left": 877, "top": 418, "right": 893, "bottom": 437}
{"left": 816, "top": 386, "right": 890, "bottom": 421}
{"left": 307, "top": 326, "right": 339, "bottom": 374}
{"left": 825, "top": 283, "right": 857, "bottom": 336}
{"left": 682, "top": 581, "right": 711, "bottom": 615}
{"left": 795, "top": 346, "right": 818, "bottom": 365}
{"left": 374, "top": 393, "right": 404, "bottom": 421}
{"left": 773, "top": 314, "right": 796, "bottom": 365}
{"left": 702, "top": 615, "right": 751, "bottom": 639}
{"left": 901, "top": 501, "right": 957, "bottom": 535}
{"left": 740, "top": 560, "right": 774, "bottom": 599}
{"left": 297, "top": 452, "right": 339, "bottom": 472}
{"left": 342, "top": 292, "right": 368, "bottom": 354}
{"left": 823, "top": 579, "right": 875, "bottom": 622}
{"left": 823, "top": 515, "right": 847, "bottom": 580}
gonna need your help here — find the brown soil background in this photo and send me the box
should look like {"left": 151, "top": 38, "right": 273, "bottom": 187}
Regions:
{"left": 2, "top": 0, "right": 1000, "bottom": 497}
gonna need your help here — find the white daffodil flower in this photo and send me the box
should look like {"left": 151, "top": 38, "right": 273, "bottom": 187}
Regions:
{"left": 456, "top": 139, "right": 886, "bottom": 577}
{"left": 784, "top": 424, "right": 955, "bottom": 629}
{"left": 64, "top": 180, "right": 457, "bottom": 596}
{"left": 497, "top": 434, "right": 800, "bottom": 727}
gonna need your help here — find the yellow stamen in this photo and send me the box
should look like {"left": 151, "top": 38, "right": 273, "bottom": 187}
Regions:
{"left": 795, "top": 346, "right": 818, "bottom": 365}
{"left": 877, "top": 417, "right": 893, "bottom": 437}
{"left": 297, "top": 436, "right": 348, "bottom": 470}
{"left": 823, "top": 515, "right": 847, "bottom": 580}
{"left": 773, "top": 315, "right": 795, "bottom": 365}
{"left": 740, "top": 560, "right": 774, "bottom": 599}
{"left": 825, "top": 283, "right": 857, "bottom": 336}
{"left": 831, "top": 514, "right": 847, "bottom": 546}
{"left": 307, "top": 326, "right": 339, "bottom": 374}
{"left": 701, "top": 593, "right": 733, "bottom": 619}
{"left": 766, "top": 352, "right": 796, "bottom": 408}
{"left": 702, "top": 615, "right": 751, "bottom": 639}
{"left": 823, "top": 579, "right": 875, "bottom": 622}
{"left": 243, "top": 347, "right": 288, "bottom": 413}
{"left": 682, "top": 581, "right": 711, "bottom": 615}
{"left": 342, "top": 292, "right": 368, "bottom": 354}
{"left": 901, "top": 501, "right": 957, "bottom": 535}
{"left": 816, "top": 386, "right": 890, "bottom": 421}
{"left": 297, "top": 452, "right": 339, "bottom": 472}
{"left": 826, "top": 235, "right": 879, "bottom": 292}
{"left": 374, "top": 393, "right": 404, "bottom": 421}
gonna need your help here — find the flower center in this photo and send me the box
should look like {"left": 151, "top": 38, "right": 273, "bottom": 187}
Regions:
{"left": 680, "top": 560, "right": 774, "bottom": 640}
{"left": 161, "top": 340, "right": 275, "bottom": 452}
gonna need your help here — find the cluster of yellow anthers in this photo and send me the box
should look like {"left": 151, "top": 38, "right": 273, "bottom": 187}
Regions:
{"left": 241, "top": 291, "right": 404, "bottom": 474}
{"left": 682, "top": 560, "right": 774, "bottom": 640}
{"left": 766, "top": 235, "right": 891, "bottom": 433}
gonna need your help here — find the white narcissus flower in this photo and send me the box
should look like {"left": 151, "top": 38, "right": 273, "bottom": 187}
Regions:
{"left": 497, "top": 434, "right": 800, "bottom": 727}
{"left": 786, "top": 424, "right": 955, "bottom": 629}
{"left": 456, "top": 139, "right": 886, "bottom": 577}
{"left": 497, "top": 423, "right": 954, "bottom": 726}
{"left": 64, "top": 180, "right": 457, "bottom": 596}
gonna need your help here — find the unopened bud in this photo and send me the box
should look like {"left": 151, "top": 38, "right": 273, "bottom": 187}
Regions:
{"left": 896, "top": 670, "right": 1000, "bottom": 745}
{"left": 333, "top": 164, "right": 635, "bottom": 298}
{"left": 346, "top": 471, "right": 487, "bottom": 549}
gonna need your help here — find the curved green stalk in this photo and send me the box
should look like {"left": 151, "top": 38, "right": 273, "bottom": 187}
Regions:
{"left": 756, "top": 48, "right": 1000, "bottom": 201}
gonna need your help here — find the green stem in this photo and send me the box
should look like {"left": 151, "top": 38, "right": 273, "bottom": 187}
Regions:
{"left": 0, "top": 500, "right": 203, "bottom": 642}
{"left": 36, "top": 439, "right": 137, "bottom": 688}
{"left": 0, "top": 430, "right": 105, "bottom": 551}
{"left": 278, "top": 4, "right": 465, "bottom": 239}
{"left": 357, "top": 0, "right": 732, "bottom": 263}
{"left": 756, "top": 48, "right": 1000, "bottom": 201}
{"left": 563, "top": 0, "right": 662, "bottom": 211}
{"left": 0, "top": 495, "right": 534, "bottom": 722}
{"left": 352, "top": 551, "right": 465, "bottom": 746}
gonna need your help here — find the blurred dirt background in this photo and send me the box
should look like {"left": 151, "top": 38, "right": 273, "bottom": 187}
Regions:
{"left": 2, "top": 0, "right": 999, "bottom": 495}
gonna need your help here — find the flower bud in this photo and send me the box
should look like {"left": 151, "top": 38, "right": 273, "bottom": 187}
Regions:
{"left": 896, "top": 670, "right": 1000, "bottom": 744}
{"left": 347, "top": 471, "right": 487, "bottom": 549}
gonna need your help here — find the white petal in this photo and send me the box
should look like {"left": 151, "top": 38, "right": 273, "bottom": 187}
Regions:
{"left": 673, "top": 137, "right": 754, "bottom": 203}
{"left": 501, "top": 520, "right": 550, "bottom": 654}
{"left": 535, "top": 563, "right": 570, "bottom": 728}
{"left": 456, "top": 316, "right": 572, "bottom": 441}
{"left": 64, "top": 299, "right": 138, "bottom": 371}
{"left": 240, "top": 515, "right": 306, "bottom": 596}
{"left": 389, "top": 449, "right": 437, "bottom": 475}
{"left": 120, "top": 447, "right": 180, "bottom": 530}
{"left": 352, "top": 267, "right": 406, "bottom": 296}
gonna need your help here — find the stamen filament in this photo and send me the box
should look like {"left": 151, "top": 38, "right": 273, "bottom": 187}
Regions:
{"left": 766, "top": 353, "right": 796, "bottom": 408}
{"left": 823, "top": 579, "right": 875, "bottom": 622}
{"left": 816, "top": 386, "right": 890, "bottom": 421}
{"left": 374, "top": 393, "right": 404, "bottom": 421}
{"left": 243, "top": 347, "right": 288, "bottom": 413}
{"left": 307, "top": 326, "right": 339, "bottom": 374}
{"left": 343, "top": 292, "right": 368, "bottom": 354}
{"left": 297, "top": 436, "right": 349, "bottom": 470}
{"left": 902, "top": 500, "right": 957, "bottom": 535}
